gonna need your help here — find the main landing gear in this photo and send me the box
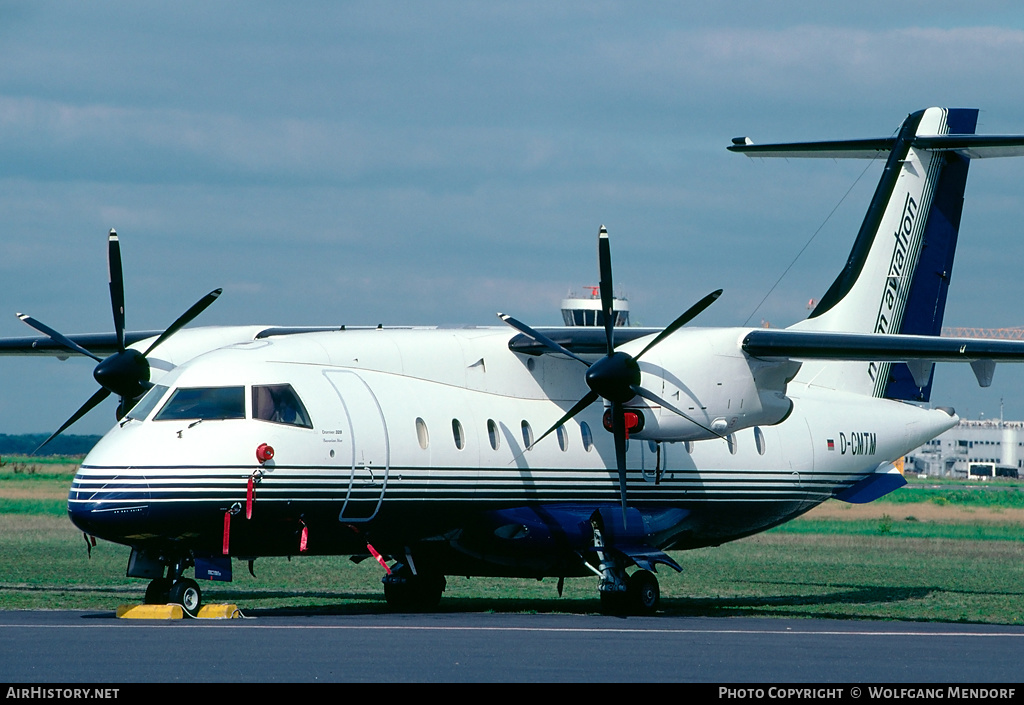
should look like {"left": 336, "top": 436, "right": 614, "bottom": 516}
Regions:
{"left": 598, "top": 569, "right": 660, "bottom": 616}
{"left": 590, "top": 513, "right": 661, "bottom": 616}
{"left": 382, "top": 563, "right": 446, "bottom": 611}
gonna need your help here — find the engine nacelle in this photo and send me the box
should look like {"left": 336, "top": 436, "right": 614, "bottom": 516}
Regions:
{"left": 620, "top": 327, "right": 799, "bottom": 442}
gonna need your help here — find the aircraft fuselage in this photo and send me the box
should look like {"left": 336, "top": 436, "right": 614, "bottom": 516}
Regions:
{"left": 68, "top": 326, "right": 954, "bottom": 579}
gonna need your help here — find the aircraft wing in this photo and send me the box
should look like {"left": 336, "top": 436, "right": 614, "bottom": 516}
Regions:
{"left": 0, "top": 325, "right": 353, "bottom": 358}
{"left": 0, "top": 331, "right": 163, "bottom": 357}
{"left": 506, "top": 327, "right": 662, "bottom": 356}
{"left": 742, "top": 328, "right": 1024, "bottom": 362}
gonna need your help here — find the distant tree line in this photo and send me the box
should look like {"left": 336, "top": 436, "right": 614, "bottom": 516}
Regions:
{"left": 0, "top": 434, "right": 102, "bottom": 456}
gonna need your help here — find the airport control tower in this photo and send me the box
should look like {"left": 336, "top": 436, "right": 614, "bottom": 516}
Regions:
{"left": 561, "top": 287, "right": 630, "bottom": 327}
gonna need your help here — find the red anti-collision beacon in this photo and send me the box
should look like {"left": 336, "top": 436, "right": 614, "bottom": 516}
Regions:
{"left": 256, "top": 443, "right": 275, "bottom": 464}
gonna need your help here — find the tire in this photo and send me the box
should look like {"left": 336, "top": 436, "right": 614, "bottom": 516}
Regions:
{"left": 627, "top": 570, "right": 660, "bottom": 615}
{"left": 384, "top": 573, "right": 446, "bottom": 611}
{"left": 168, "top": 578, "right": 202, "bottom": 617}
{"left": 144, "top": 578, "right": 172, "bottom": 605}
{"left": 599, "top": 589, "right": 628, "bottom": 616}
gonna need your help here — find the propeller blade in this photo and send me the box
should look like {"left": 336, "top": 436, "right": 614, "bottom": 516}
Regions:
{"left": 16, "top": 313, "right": 103, "bottom": 363}
{"left": 497, "top": 313, "right": 591, "bottom": 367}
{"left": 610, "top": 400, "right": 629, "bottom": 529}
{"left": 630, "top": 385, "right": 728, "bottom": 440}
{"left": 23, "top": 232, "right": 221, "bottom": 451}
{"left": 34, "top": 387, "right": 111, "bottom": 454}
{"left": 597, "top": 226, "right": 616, "bottom": 355}
{"left": 141, "top": 289, "right": 223, "bottom": 357}
{"left": 108, "top": 230, "right": 126, "bottom": 352}
{"left": 634, "top": 289, "right": 723, "bottom": 361}
{"left": 529, "top": 390, "right": 600, "bottom": 449}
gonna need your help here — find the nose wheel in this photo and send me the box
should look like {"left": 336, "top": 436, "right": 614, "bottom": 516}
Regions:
{"left": 144, "top": 576, "right": 202, "bottom": 616}
{"left": 144, "top": 577, "right": 172, "bottom": 605}
{"left": 140, "top": 553, "right": 203, "bottom": 617}
{"left": 169, "top": 578, "right": 202, "bottom": 616}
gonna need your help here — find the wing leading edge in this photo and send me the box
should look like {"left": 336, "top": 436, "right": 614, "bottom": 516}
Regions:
{"left": 0, "top": 331, "right": 163, "bottom": 358}
{"left": 742, "top": 328, "right": 1024, "bottom": 362}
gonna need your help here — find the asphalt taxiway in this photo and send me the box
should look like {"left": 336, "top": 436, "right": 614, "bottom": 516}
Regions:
{"left": 1, "top": 610, "right": 1021, "bottom": 683}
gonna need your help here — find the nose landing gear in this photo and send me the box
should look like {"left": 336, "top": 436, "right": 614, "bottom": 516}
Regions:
{"left": 133, "top": 550, "right": 204, "bottom": 617}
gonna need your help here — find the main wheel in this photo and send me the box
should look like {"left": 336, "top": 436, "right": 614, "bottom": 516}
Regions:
{"left": 599, "top": 589, "right": 628, "bottom": 616}
{"left": 168, "top": 578, "right": 202, "bottom": 617}
{"left": 383, "top": 573, "right": 446, "bottom": 611}
{"left": 144, "top": 577, "right": 172, "bottom": 605}
{"left": 627, "top": 570, "right": 660, "bottom": 615}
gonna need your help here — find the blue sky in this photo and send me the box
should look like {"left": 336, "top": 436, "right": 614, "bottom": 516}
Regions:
{"left": 3, "top": 2, "right": 1024, "bottom": 435}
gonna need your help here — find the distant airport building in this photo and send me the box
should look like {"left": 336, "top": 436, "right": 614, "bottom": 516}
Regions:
{"left": 561, "top": 287, "right": 629, "bottom": 327}
{"left": 907, "top": 326, "right": 1024, "bottom": 478}
{"left": 907, "top": 418, "right": 1023, "bottom": 479}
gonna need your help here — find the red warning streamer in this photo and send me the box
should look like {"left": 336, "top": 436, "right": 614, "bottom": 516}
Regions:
{"left": 223, "top": 511, "right": 231, "bottom": 555}
{"left": 246, "top": 476, "right": 254, "bottom": 519}
{"left": 366, "top": 542, "right": 391, "bottom": 575}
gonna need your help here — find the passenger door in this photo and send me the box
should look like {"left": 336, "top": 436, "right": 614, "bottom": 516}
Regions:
{"left": 323, "top": 370, "right": 390, "bottom": 521}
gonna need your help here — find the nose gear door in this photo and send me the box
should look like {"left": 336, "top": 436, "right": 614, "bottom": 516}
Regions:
{"left": 324, "top": 370, "right": 390, "bottom": 521}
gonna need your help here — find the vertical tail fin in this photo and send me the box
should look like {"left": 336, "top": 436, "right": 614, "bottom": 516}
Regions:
{"left": 731, "top": 107, "right": 980, "bottom": 398}
{"left": 880, "top": 109, "right": 978, "bottom": 400}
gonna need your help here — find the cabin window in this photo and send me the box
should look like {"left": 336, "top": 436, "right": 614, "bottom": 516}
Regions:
{"left": 127, "top": 384, "right": 169, "bottom": 421}
{"left": 727, "top": 433, "right": 737, "bottom": 455}
{"left": 452, "top": 419, "right": 465, "bottom": 450}
{"left": 252, "top": 384, "right": 312, "bottom": 428}
{"left": 487, "top": 419, "right": 500, "bottom": 450}
{"left": 581, "top": 421, "right": 593, "bottom": 452}
{"left": 556, "top": 425, "right": 568, "bottom": 451}
{"left": 154, "top": 386, "right": 245, "bottom": 422}
{"left": 754, "top": 427, "right": 766, "bottom": 455}
{"left": 521, "top": 420, "right": 534, "bottom": 449}
{"left": 416, "top": 417, "right": 429, "bottom": 449}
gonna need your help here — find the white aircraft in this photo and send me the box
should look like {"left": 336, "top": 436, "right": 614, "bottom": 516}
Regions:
{"left": 5, "top": 106, "right": 1024, "bottom": 616}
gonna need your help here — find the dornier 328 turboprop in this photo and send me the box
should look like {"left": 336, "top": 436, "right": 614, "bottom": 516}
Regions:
{"left": 6, "top": 106, "right": 1024, "bottom": 616}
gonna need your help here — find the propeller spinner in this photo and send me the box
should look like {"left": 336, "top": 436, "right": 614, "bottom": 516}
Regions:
{"left": 17, "top": 230, "right": 222, "bottom": 452}
{"left": 499, "top": 226, "right": 723, "bottom": 527}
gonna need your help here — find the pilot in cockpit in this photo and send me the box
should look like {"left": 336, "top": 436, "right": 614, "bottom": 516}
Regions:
{"left": 253, "top": 384, "right": 311, "bottom": 427}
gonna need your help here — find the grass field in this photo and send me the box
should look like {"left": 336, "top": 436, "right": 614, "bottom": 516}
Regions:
{"left": 2, "top": 457, "right": 1022, "bottom": 623}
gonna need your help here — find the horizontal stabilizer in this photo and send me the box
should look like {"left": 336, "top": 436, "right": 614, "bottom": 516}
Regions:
{"left": 913, "top": 134, "right": 1024, "bottom": 159}
{"left": 728, "top": 137, "right": 896, "bottom": 159}
{"left": 729, "top": 133, "right": 1024, "bottom": 159}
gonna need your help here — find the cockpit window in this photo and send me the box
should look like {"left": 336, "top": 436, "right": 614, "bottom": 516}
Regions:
{"left": 126, "top": 384, "right": 169, "bottom": 421}
{"left": 154, "top": 386, "right": 246, "bottom": 421}
{"left": 252, "top": 384, "right": 312, "bottom": 429}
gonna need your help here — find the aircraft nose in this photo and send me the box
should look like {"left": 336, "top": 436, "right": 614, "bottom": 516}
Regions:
{"left": 67, "top": 470, "right": 151, "bottom": 539}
